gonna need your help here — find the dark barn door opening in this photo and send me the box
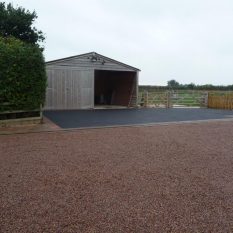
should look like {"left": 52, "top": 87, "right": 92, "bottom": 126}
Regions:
{"left": 94, "top": 70, "right": 136, "bottom": 107}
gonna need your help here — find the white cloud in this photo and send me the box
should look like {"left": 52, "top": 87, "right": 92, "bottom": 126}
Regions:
{"left": 5, "top": 0, "right": 233, "bottom": 85}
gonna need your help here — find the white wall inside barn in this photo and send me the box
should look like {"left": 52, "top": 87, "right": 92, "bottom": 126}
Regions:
{"left": 44, "top": 68, "right": 94, "bottom": 110}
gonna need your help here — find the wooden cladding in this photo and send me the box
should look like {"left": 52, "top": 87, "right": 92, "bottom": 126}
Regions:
{"left": 208, "top": 93, "right": 233, "bottom": 110}
{"left": 44, "top": 52, "right": 139, "bottom": 110}
{"left": 44, "top": 69, "right": 94, "bottom": 110}
{"left": 44, "top": 68, "right": 138, "bottom": 110}
{"left": 46, "top": 53, "right": 138, "bottom": 72}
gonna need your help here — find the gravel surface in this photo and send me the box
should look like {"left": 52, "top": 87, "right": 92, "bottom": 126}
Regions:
{"left": 0, "top": 121, "right": 233, "bottom": 233}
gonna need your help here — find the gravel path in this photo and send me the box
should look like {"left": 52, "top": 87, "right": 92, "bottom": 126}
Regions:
{"left": 0, "top": 121, "right": 233, "bottom": 232}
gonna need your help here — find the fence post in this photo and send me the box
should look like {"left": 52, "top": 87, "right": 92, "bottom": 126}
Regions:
{"left": 143, "top": 91, "right": 148, "bottom": 107}
{"left": 166, "top": 91, "right": 171, "bottom": 108}
{"left": 40, "top": 104, "right": 43, "bottom": 123}
{"left": 204, "top": 92, "right": 209, "bottom": 108}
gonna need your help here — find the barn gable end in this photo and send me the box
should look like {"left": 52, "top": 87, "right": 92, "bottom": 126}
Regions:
{"left": 46, "top": 52, "right": 140, "bottom": 72}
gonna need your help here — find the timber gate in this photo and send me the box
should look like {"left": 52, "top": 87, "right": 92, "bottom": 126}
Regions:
{"left": 138, "top": 90, "right": 208, "bottom": 108}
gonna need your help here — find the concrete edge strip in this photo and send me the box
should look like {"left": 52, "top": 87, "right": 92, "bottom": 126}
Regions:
{"left": 0, "top": 117, "right": 233, "bottom": 136}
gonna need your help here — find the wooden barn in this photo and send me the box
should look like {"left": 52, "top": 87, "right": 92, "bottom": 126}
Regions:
{"left": 44, "top": 52, "right": 140, "bottom": 110}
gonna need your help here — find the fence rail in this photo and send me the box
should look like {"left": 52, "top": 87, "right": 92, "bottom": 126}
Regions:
{"left": 139, "top": 90, "right": 233, "bottom": 110}
{"left": 138, "top": 90, "right": 208, "bottom": 108}
{"left": 0, "top": 104, "right": 42, "bottom": 120}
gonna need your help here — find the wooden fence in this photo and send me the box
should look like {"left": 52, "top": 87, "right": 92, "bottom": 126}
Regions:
{"left": 138, "top": 90, "right": 208, "bottom": 108}
{"left": 139, "top": 91, "right": 233, "bottom": 110}
{"left": 208, "top": 92, "right": 233, "bottom": 110}
{"left": 138, "top": 91, "right": 170, "bottom": 108}
{"left": 0, "top": 104, "right": 43, "bottom": 127}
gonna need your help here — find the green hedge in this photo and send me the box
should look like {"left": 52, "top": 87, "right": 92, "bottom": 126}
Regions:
{"left": 0, "top": 37, "right": 47, "bottom": 112}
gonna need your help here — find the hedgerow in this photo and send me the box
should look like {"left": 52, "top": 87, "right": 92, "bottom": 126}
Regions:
{"left": 0, "top": 37, "right": 46, "bottom": 112}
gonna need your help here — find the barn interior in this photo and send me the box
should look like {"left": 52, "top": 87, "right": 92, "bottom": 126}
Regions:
{"left": 94, "top": 70, "right": 136, "bottom": 107}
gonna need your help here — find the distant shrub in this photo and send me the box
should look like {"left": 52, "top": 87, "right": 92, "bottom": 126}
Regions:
{"left": 0, "top": 37, "right": 47, "bottom": 112}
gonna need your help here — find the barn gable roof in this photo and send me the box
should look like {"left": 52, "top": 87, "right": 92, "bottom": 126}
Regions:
{"left": 46, "top": 52, "right": 140, "bottom": 72}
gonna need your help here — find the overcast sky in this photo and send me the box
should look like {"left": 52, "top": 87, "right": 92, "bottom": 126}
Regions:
{"left": 6, "top": 0, "right": 233, "bottom": 85}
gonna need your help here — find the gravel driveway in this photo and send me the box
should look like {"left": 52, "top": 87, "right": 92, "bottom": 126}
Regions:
{"left": 0, "top": 121, "right": 233, "bottom": 232}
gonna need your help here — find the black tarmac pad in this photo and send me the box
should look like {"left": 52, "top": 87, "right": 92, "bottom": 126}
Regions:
{"left": 44, "top": 108, "right": 233, "bottom": 129}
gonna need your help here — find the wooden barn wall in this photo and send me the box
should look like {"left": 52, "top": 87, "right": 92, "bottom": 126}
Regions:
{"left": 44, "top": 68, "right": 94, "bottom": 110}
{"left": 129, "top": 72, "right": 138, "bottom": 107}
{"left": 113, "top": 72, "right": 135, "bottom": 106}
{"left": 46, "top": 54, "right": 136, "bottom": 72}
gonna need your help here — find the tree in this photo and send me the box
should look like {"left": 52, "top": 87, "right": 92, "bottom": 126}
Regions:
{"left": 167, "top": 79, "right": 180, "bottom": 89}
{"left": 0, "top": 2, "right": 44, "bottom": 45}
{"left": 187, "top": 83, "right": 195, "bottom": 90}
